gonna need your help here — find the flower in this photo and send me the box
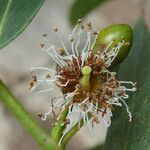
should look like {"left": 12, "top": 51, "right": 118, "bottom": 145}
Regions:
{"left": 30, "top": 20, "right": 136, "bottom": 131}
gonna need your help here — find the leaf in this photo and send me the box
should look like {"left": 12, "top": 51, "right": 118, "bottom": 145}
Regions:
{"left": 0, "top": 0, "right": 45, "bottom": 50}
{"left": 104, "top": 18, "right": 150, "bottom": 150}
{"left": 70, "top": 0, "right": 109, "bottom": 25}
{"left": 90, "top": 144, "right": 104, "bottom": 150}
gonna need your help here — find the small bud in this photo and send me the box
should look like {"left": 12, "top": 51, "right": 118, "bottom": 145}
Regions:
{"left": 93, "top": 24, "right": 133, "bottom": 65}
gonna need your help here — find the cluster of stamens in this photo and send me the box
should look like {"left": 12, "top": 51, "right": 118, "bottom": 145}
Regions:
{"left": 29, "top": 20, "right": 137, "bottom": 137}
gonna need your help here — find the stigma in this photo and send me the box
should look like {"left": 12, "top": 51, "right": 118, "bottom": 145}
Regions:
{"left": 80, "top": 66, "right": 92, "bottom": 91}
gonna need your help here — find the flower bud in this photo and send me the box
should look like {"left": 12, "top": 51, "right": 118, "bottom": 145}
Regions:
{"left": 93, "top": 24, "right": 133, "bottom": 65}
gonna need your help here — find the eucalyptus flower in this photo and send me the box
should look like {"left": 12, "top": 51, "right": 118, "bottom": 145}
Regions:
{"left": 30, "top": 20, "right": 136, "bottom": 135}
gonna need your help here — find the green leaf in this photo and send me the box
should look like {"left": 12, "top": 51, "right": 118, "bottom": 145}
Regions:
{"left": 104, "top": 18, "right": 150, "bottom": 150}
{"left": 90, "top": 144, "right": 104, "bottom": 150}
{"left": 70, "top": 0, "right": 109, "bottom": 24}
{"left": 0, "top": 0, "right": 45, "bottom": 50}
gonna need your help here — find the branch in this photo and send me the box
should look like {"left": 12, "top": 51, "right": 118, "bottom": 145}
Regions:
{"left": 61, "top": 113, "right": 92, "bottom": 147}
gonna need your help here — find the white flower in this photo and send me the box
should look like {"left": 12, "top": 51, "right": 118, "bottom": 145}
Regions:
{"left": 30, "top": 20, "right": 136, "bottom": 132}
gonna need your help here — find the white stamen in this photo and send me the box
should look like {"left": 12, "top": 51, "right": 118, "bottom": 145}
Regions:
{"left": 57, "top": 80, "right": 69, "bottom": 87}
{"left": 119, "top": 97, "right": 132, "bottom": 122}
{"left": 35, "top": 88, "right": 53, "bottom": 95}
{"left": 54, "top": 31, "right": 70, "bottom": 56}
{"left": 42, "top": 97, "right": 64, "bottom": 121}
{"left": 119, "top": 81, "right": 136, "bottom": 86}
{"left": 31, "top": 67, "right": 56, "bottom": 74}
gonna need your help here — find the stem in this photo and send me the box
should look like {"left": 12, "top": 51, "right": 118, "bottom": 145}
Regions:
{"left": 61, "top": 113, "right": 92, "bottom": 147}
{"left": 0, "top": 79, "right": 56, "bottom": 150}
{"left": 51, "top": 108, "right": 68, "bottom": 142}
{"left": 62, "top": 119, "right": 84, "bottom": 146}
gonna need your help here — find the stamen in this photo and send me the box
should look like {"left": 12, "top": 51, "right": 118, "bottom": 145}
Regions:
{"left": 57, "top": 80, "right": 69, "bottom": 87}
{"left": 53, "top": 27, "right": 69, "bottom": 56}
{"left": 42, "top": 97, "right": 64, "bottom": 121}
{"left": 78, "top": 19, "right": 82, "bottom": 24}
{"left": 43, "top": 33, "right": 47, "bottom": 37}
{"left": 119, "top": 81, "right": 136, "bottom": 86}
{"left": 35, "top": 88, "right": 53, "bottom": 95}
{"left": 81, "top": 32, "right": 92, "bottom": 67}
{"left": 31, "top": 67, "right": 56, "bottom": 74}
{"left": 86, "top": 113, "right": 92, "bottom": 131}
{"left": 41, "top": 108, "right": 52, "bottom": 121}
{"left": 102, "top": 108, "right": 112, "bottom": 126}
{"left": 78, "top": 97, "right": 89, "bottom": 106}
{"left": 119, "top": 97, "right": 132, "bottom": 122}
{"left": 46, "top": 45, "right": 66, "bottom": 67}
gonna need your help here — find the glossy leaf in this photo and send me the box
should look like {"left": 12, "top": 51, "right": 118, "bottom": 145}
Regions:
{"left": 70, "top": 0, "right": 109, "bottom": 24}
{"left": 104, "top": 18, "right": 150, "bottom": 150}
{"left": 0, "top": 0, "right": 45, "bottom": 50}
{"left": 90, "top": 144, "right": 104, "bottom": 150}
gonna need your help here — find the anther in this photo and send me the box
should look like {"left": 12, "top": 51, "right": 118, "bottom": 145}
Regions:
{"left": 87, "top": 22, "right": 92, "bottom": 31}
{"left": 40, "top": 43, "right": 45, "bottom": 48}
{"left": 81, "top": 25, "right": 85, "bottom": 30}
{"left": 46, "top": 74, "right": 51, "bottom": 78}
{"left": 37, "top": 113, "right": 43, "bottom": 118}
{"left": 32, "top": 75, "right": 37, "bottom": 82}
{"left": 29, "top": 80, "right": 34, "bottom": 89}
{"left": 58, "top": 48, "right": 65, "bottom": 55}
{"left": 124, "top": 42, "right": 130, "bottom": 46}
{"left": 54, "top": 27, "right": 58, "bottom": 32}
{"left": 78, "top": 19, "right": 82, "bottom": 24}
{"left": 69, "top": 35, "right": 74, "bottom": 42}
{"left": 87, "top": 22, "right": 92, "bottom": 27}
{"left": 43, "top": 33, "right": 47, "bottom": 37}
{"left": 93, "top": 31, "right": 98, "bottom": 35}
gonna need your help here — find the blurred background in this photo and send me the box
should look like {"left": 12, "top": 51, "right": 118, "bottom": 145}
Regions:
{"left": 0, "top": 0, "right": 150, "bottom": 149}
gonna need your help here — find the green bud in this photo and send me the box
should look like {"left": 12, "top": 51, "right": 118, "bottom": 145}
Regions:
{"left": 93, "top": 24, "right": 133, "bottom": 65}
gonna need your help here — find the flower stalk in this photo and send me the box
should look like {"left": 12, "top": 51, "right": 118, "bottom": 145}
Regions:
{"left": 60, "top": 112, "right": 92, "bottom": 147}
{"left": 51, "top": 108, "right": 68, "bottom": 143}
